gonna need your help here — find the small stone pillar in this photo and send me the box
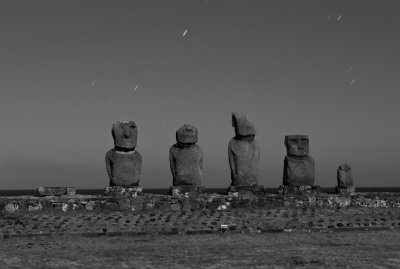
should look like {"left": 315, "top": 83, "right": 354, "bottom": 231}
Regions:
{"left": 335, "top": 164, "right": 355, "bottom": 195}
{"left": 228, "top": 113, "right": 263, "bottom": 195}
{"left": 105, "top": 121, "right": 142, "bottom": 195}
{"left": 169, "top": 124, "right": 203, "bottom": 196}
{"left": 279, "top": 135, "right": 318, "bottom": 194}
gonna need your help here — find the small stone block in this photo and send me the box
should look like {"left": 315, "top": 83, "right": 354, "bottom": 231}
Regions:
{"left": 169, "top": 185, "right": 202, "bottom": 196}
{"left": 37, "top": 187, "right": 76, "bottom": 197}
{"left": 278, "top": 185, "right": 320, "bottom": 195}
{"left": 104, "top": 186, "right": 143, "bottom": 197}
{"left": 335, "top": 186, "right": 356, "bottom": 196}
{"left": 227, "top": 185, "right": 265, "bottom": 195}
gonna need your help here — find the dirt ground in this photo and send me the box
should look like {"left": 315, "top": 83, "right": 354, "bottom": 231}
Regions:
{"left": 1, "top": 230, "right": 400, "bottom": 268}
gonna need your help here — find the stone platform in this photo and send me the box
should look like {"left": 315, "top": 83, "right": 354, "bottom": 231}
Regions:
{"left": 1, "top": 192, "right": 400, "bottom": 238}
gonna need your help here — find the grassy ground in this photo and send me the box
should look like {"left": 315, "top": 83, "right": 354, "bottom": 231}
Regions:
{"left": 1, "top": 230, "right": 400, "bottom": 268}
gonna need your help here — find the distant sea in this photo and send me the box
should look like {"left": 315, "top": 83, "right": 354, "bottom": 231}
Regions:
{"left": 1, "top": 187, "right": 400, "bottom": 196}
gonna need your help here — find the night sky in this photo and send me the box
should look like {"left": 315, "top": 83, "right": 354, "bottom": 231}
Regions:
{"left": 1, "top": 0, "right": 400, "bottom": 189}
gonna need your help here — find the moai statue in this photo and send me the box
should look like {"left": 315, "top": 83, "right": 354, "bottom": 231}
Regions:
{"left": 335, "top": 164, "right": 355, "bottom": 195}
{"left": 169, "top": 124, "right": 203, "bottom": 196}
{"left": 280, "top": 135, "right": 317, "bottom": 194}
{"left": 105, "top": 121, "right": 142, "bottom": 196}
{"left": 228, "top": 112, "right": 263, "bottom": 194}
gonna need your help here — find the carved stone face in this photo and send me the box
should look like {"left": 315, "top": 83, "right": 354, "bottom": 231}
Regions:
{"left": 112, "top": 121, "right": 138, "bottom": 149}
{"left": 232, "top": 112, "right": 256, "bottom": 137}
{"left": 176, "top": 124, "right": 198, "bottom": 144}
{"left": 284, "top": 135, "right": 309, "bottom": 156}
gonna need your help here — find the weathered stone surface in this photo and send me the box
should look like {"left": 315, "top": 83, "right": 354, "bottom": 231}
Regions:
{"left": 106, "top": 120, "right": 142, "bottom": 187}
{"left": 112, "top": 121, "right": 138, "bottom": 150}
{"left": 335, "top": 186, "right": 356, "bottom": 196}
{"left": 284, "top": 135, "right": 309, "bottom": 157}
{"left": 278, "top": 184, "right": 320, "bottom": 195}
{"left": 37, "top": 187, "right": 76, "bottom": 197}
{"left": 170, "top": 124, "right": 203, "bottom": 186}
{"left": 105, "top": 149, "right": 142, "bottom": 186}
{"left": 283, "top": 156, "right": 315, "bottom": 186}
{"left": 229, "top": 113, "right": 260, "bottom": 186}
{"left": 170, "top": 185, "right": 202, "bottom": 197}
{"left": 337, "top": 164, "right": 353, "bottom": 188}
{"left": 176, "top": 124, "right": 198, "bottom": 144}
{"left": 282, "top": 135, "right": 315, "bottom": 191}
{"left": 227, "top": 185, "right": 265, "bottom": 195}
{"left": 231, "top": 112, "right": 256, "bottom": 137}
{"left": 104, "top": 186, "right": 143, "bottom": 197}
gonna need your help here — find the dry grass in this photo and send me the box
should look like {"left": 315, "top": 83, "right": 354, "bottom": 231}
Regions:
{"left": 1, "top": 230, "right": 400, "bottom": 268}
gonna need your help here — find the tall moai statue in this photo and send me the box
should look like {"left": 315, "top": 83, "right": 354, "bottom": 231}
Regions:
{"left": 105, "top": 121, "right": 142, "bottom": 189}
{"left": 228, "top": 112, "right": 263, "bottom": 194}
{"left": 280, "top": 135, "right": 317, "bottom": 194}
{"left": 335, "top": 164, "right": 355, "bottom": 195}
{"left": 169, "top": 124, "right": 203, "bottom": 195}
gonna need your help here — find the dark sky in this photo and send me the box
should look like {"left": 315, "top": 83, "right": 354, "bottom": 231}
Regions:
{"left": 1, "top": 0, "right": 400, "bottom": 189}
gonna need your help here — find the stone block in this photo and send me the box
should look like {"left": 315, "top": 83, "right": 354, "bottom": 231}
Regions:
{"left": 335, "top": 186, "right": 356, "bottom": 196}
{"left": 104, "top": 186, "right": 143, "bottom": 197}
{"left": 117, "top": 198, "right": 131, "bottom": 210}
{"left": 227, "top": 185, "right": 264, "bottom": 195}
{"left": 169, "top": 185, "right": 202, "bottom": 197}
{"left": 37, "top": 187, "right": 76, "bottom": 197}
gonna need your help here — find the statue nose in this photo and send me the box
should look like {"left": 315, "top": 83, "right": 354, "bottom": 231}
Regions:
{"left": 123, "top": 129, "right": 130, "bottom": 138}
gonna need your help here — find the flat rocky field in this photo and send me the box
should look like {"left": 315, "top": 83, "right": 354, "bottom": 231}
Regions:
{"left": 1, "top": 230, "right": 400, "bottom": 268}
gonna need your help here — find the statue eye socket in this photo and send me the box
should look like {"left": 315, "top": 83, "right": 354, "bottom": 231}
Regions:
{"left": 289, "top": 138, "right": 297, "bottom": 143}
{"left": 301, "top": 138, "right": 308, "bottom": 142}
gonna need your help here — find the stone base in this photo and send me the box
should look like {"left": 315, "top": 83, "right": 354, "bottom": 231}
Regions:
{"left": 169, "top": 185, "right": 202, "bottom": 197}
{"left": 335, "top": 186, "right": 356, "bottom": 196}
{"left": 104, "top": 186, "right": 143, "bottom": 198}
{"left": 227, "top": 185, "right": 265, "bottom": 196}
{"left": 278, "top": 185, "right": 320, "bottom": 195}
{"left": 37, "top": 187, "right": 76, "bottom": 197}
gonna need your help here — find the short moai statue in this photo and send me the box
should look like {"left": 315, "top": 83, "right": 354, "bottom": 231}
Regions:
{"left": 169, "top": 124, "right": 203, "bottom": 196}
{"left": 105, "top": 121, "right": 143, "bottom": 197}
{"left": 335, "top": 164, "right": 355, "bottom": 195}
{"left": 228, "top": 112, "right": 263, "bottom": 194}
{"left": 279, "top": 135, "right": 318, "bottom": 194}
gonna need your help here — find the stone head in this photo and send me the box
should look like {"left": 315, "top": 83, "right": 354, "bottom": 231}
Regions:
{"left": 112, "top": 121, "right": 138, "bottom": 149}
{"left": 337, "top": 164, "right": 353, "bottom": 186}
{"left": 176, "top": 124, "right": 198, "bottom": 144}
{"left": 284, "top": 135, "right": 309, "bottom": 156}
{"left": 232, "top": 112, "right": 256, "bottom": 137}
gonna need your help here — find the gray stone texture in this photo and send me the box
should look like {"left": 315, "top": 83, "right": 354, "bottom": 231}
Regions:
{"left": 283, "top": 135, "right": 315, "bottom": 188}
{"left": 106, "top": 121, "right": 142, "bottom": 187}
{"left": 170, "top": 124, "right": 203, "bottom": 186}
{"left": 37, "top": 187, "right": 76, "bottom": 197}
{"left": 231, "top": 112, "right": 256, "bottom": 137}
{"left": 112, "top": 121, "right": 138, "bottom": 150}
{"left": 337, "top": 164, "right": 353, "bottom": 188}
{"left": 104, "top": 186, "right": 143, "bottom": 198}
{"left": 229, "top": 113, "right": 260, "bottom": 186}
{"left": 106, "top": 149, "right": 142, "bottom": 187}
{"left": 284, "top": 135, "right": 309, "bottom": 156}
{"left": 283, "top": 156, "right": 315, "bottom": 186}
{"left": 176, "top": 124, "right": 198, "bottom": 144}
